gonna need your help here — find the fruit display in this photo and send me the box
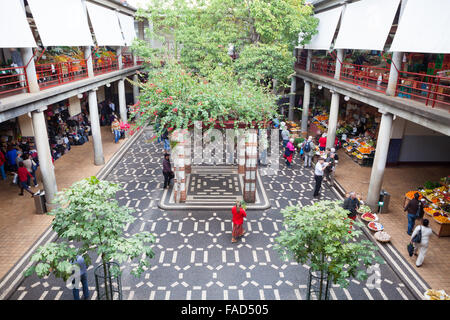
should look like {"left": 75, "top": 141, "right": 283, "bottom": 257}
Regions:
{"left": 368, "top": 221, "right": 384, "bottom": 232}
{"left": 424, "top": 289, "right": 450, "bottom": 300}
{"left": 359, "top": 204, "right": 371, "bottom": 213}
{"left": 434, "top": 215, "right": 450, "bottom": 224}
{"left": 374, "top": 231, "right": 391, "bottom": 243}
{"left": 405, "top": 190, "right": 423, "bottom": 200}
{"left": 361, "top": 212, "right": 378, "bottom": 222}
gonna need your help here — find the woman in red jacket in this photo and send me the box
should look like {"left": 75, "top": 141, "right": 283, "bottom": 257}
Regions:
{"left": 231, "top": 200, "right": 247, "bottom": 243}
{"left": 17, "top": 162, "right": 33, "bottom": 196}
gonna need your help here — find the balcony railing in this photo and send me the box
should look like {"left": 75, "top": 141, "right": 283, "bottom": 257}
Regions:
{"left": 36, "top": 59, "right": 88, "bottom": 90}
{"left": 294, "top": 56, "right": 307, "bottom": 70}
{"left": 296, "top": 56, "right": 450, "bottom": 110}
{"left": 93, "top": 57, "right": 119, "bottom": 76}
{"left": 122, "top": 54, "right": 134, "bottom": 68}
{"left": 0, "top": 65, "right": 29, "bottom": 97}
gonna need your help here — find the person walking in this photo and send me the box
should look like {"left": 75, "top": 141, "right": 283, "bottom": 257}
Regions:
{"left": 22, "top": 154, "right": 38, "bottom": 187}
{"left": 6, "top": 145, "right": 18, "bottom": 171}
{"left": 231, "top": 200, "right": 247, "bottom": 243}
{"left": 410, "top": 219, "right": 432, "bottom": 267}
{"left": 404, "top": 192, "right": 424, "bottom": 235}
{"left": 318, "top": 133, "right": 327, "bottom": 151}
{"left": 301, "top": 136, "right": 315, "bottom": 168}
{"left": 281, "top": 124, "right": 290, "bottom": 148}
{"left": 283, "top": 138, "right": 295, "bottom": 167}
{"left": 111, "top": 116, "right": 121, "bottom": 143}
{"left": 17, "top": 162, "right": 34, "bottom": 196}
{"left": 0, "top": 149, "right": 6, "bottom": 180}
{"left": 343, "top": 192, "right": 360, "bottom": 221}
{"left": 313, "top": 157, "right": 329, "bottom": 198}
{"left": 72, "top": 255, "right": 90, "bottom": 300}
{"left": 162, "top": 153, "right": 174, "bottom": 189}
{"left": 161, "top": 128, "right": 170, "bottom": 153}
{"left": 324, "top": 151, "right": 336, "bottom": 187}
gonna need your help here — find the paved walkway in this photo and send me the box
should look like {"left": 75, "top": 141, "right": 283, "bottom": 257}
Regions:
{"left": 0, "top": 127, "right": 126, "bottom": 280}
{"left": 0, "top": 131, "right": 422, "bottom": 300}
{"left": 334, "top": 149, "right": 450, "bottom": 293}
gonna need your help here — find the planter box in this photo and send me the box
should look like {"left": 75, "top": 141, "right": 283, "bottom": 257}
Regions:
{"left": 429, "top": 218, "right": 450, "bottom": 237}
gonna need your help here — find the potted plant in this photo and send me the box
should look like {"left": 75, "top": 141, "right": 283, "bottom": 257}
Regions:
{"left": 24, "top": 176, "right": 155, "bottom": 300}
{"left": 275, "top": 200, "right": 383, "bottom": 300}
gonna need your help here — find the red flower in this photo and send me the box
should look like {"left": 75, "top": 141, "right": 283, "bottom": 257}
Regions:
{"left": 168, "top": 127, "right": 173, "bottom": 132}
{"left": 169, "top": 101, "right": 173, "bottom": 105}
{"left": 209, "top": 118, "right": 214, "bottom": 122}
{"left": 173, "top": 108, "right": 178, "bottom": 112}
{"left": 153, "top": 110, "right": 158, "bottom": 115}
{"left": 156, "top": 89, "right": 162, "bottom": 93}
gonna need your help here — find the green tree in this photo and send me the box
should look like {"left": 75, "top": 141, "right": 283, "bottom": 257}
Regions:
{"left": 134, "top": 0, "right": 318, "bottom": 87}
{"left": 24, "top": 176, "right": 155, "bottom": 300}
{"left": 275, "top": 200, "right": 384, "bottom": 299}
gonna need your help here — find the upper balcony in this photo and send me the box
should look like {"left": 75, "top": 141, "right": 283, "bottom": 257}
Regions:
{"left": 295, "top": 52, "right": 450, "bottom": 113}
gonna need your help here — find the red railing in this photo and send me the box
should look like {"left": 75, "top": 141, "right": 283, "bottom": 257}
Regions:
{"left": 310, "top": 57, "right": 335, "bottom": 78}
{"left": 396, "top": 70, "right": 450, "bottom": 108}
{"left": 295, "top": 56, "right": 307, "bottom": 70}
{"left": 340, "top": 62, "right": 390, "bottom": 93}
{"left": 93, "top": 57, "right": 119, "bottom": 75}
{"left": 36, "top": 60, "right": 88, "bottom": 90}
{"left": 0, "top": 65, "right": 29, "bottom": 97}
{"left": 122, "top": 54, "right": 134, "bottom": 68}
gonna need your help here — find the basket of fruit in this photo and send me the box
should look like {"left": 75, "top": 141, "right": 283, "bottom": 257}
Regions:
{"left": 368, "top": 221, "right": 384, "bottom": 232}
{"left": 405, "top": 191, "right": 423, "bottom": 200}
{"left": 424, "top": 289, "right": 450, "bottom": 300}
{"left": 374, "top": 231, "right": 391, "bottom": 243}
{"left": 361, "top": 212, "right": 379, "bottom": 222}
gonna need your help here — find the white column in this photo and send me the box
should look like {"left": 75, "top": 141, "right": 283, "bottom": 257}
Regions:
{"left": 237, "top": 130, "right": 246, "bottom": 174}
{"left": 326, "top": 90, "right": 340, "bottom": 149}
{"left": 20, "top": 48, "right": 39, "bottom": 93}
{"left": 32, "top": 109, "right": 57, "bottom": 206}
{"left": 117, "top": 47, "right": 123, "bottom": 70}
{"left": 84, "top": 46, "right": 94, "bottom": 78}
{"left": 173, "top": 129, "right": 186, "bottom": 203}
{"left": 118, "top": 78, "right": 127, "bottom": 124}
{"left": 334, "top": 49, "right": 344, "bottom": 80}
{"left": 301, "top": 80, "right": 311, "bottom": 137}
{"left": 184, "top": 129, "right": 192, "bottom": 174}
{"left": 244, "top": 129, "right": 257, "bottom": 203}
{"left": 306, "top": 50, "right": 312, "bottom": 71}
{"left": 88, "top": 89, "right": 105, "bottom": 165}
{"left": 366, "top": 111, "right": 394, "bottom": 208}
{"left": 288, "top": 76, "right": 296, "bottom": 121}
{"left": 133, "top": 74, "right": 139, "bottom": 105}
{"left": 386, "top": 52, "right": 402, "bottom": 96}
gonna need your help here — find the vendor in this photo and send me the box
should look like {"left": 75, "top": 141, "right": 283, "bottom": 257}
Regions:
{"left": 343, "top": 192, "right": 360, "bottom": 220}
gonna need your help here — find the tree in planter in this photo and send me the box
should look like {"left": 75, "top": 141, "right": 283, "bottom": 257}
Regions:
{"left": 24, "top": 176, "right": 155, "bottom": 300}
{"left": 275, "top": 200, "right": 384, "bottom": 300}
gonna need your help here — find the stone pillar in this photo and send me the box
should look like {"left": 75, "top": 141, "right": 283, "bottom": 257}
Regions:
{"left": 306, "top": 50, "right": 312, "bottom": 71}
{"left": 366, "top": 111, "right": 394, "bottom": 209}
{"left": 88, "top": 89, "right": 105, "bottom": 165}
{"left": 334, "top": 49, "right": 344, "bottom": 80}
{"left": 237, "top": 130, "right": 246, "bottom": 174}
{"left": 117, "top": 47, "right": 123, "bottom": 70}
{"left": 326, "top": 90, "right": 340, "bottom": 149}
{"left": 288, "top": 76, "right": 297, "bottom": 121}
{"left": 386, "top": 52, "right": 402, "bottom": 96}
{"left": 84, "top": 46, "right": 94, "bottom": 78}
{"left": 21, "top": 48, "right": 39, "bottom": 93}
{"left": 32, "top": 109, "right": 57, "bottom": 206}
{"left": 184, "top": 129, "right": 192, "bottom": 174}
{"left": 118, "top": 78, "right": 127, "bottom": 124}
{"left": 173, "top": 129, "right": 186, "bottom": 203}
{"left": 301, "top": 80, "right": 311, "bottom": 137}
{"left": 244, "top": 129, "right": 257, "bottom": 203}
{"left": 133, "top": 74, "right": 139, "bottom": 105}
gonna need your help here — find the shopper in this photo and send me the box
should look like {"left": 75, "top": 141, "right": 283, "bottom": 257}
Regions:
{"left": 404, "top": 192, "right": 424, "bottom": 235}
{"left": 313, "top": 157, "right": 329, "bottom": 198}
{"left": 411, "top": 219, "right": 432, "bottom": 267}
{"left": 17, "top": 162, "right": 33, "bottom": 196}
{"left": 343, "top": 192, "right": 360, "bottom": 220}
{"left": 22, "top": 154, "right": 38, "bottom": 187}
{"left": 72, "top": 255, "right": 90, "bottom": 300}
{"left": 6, "top": 145, "right": 18, "bottom": 171}
{"left": 162, "top": 153, "right": 174, "bottom": 189}
{"left": 231, "top": 200, "right": 247, "bottom": 243}
{"left": 324, "top": 151, "right": 336, "bottom": 187}
{"left": 0, "top": 149, "right": 6, "bottom": 180}
{"left": 283, "top": 138, "right": 295, "bottom": 167}
{"left": 161, "top": 128, "right": 170, "bottom": 153}
{"left": 318, "top": 133, "right": 327, "bottom": 151}
{"left": 111, "top": 116, "right": 121, "bottom": 144}
{"left": 281, "top": 125, "right": 290, "bottom": 148}
{"left": 301, "top": 136, "right": 315, "bottom": 168}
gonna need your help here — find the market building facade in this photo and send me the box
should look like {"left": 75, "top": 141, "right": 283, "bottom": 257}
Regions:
{"left": 0, "top": 0, "right": 149, "bottom": 207}
{"left": 289, "top": 0, "right": 450, "bottom": 210}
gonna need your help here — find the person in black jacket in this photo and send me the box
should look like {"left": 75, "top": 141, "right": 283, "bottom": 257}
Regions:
{"left": 404, "top": 193, "right": 424, "bottom": 235}
{"left": 343, "top": 192, "right": 360, "bottom": 220}
{"left": 162, "top": 153, "right": 174, "bottom": 189}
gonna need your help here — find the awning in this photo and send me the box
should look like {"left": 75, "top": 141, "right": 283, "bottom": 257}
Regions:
{"left": 86, "top": 2, "right": 125, "bottom": 46}
{"left": 301, "top": 6, "right": 343, "bottom": 50}
{"left": 334, "top": 0, "right": 400, "bottom": 51}
{"left": 117, "top": 13, "right": 137, "bottom": 46}
{"left": 0, "top": 0, "right": 36, "bottom": 48}
{"left": 27, "top": 0, "right": 93, "bottom": 47}
{"left": 390, "top": 0, "right": 450, "bottom": 53}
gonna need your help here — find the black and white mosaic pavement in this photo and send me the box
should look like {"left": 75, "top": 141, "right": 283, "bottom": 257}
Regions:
{"left": 4, "top": 133, "right": 417, "bottom": 300}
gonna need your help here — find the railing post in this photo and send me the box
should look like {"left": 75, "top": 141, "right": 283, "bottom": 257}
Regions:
{"left": 117, "top": 47, "right": 123, "bottom": 70}
{"left": 334, "top": 49, "right": 344, "bottom": 80}
{"left": 84, "top": 46, "right": 94, "bottom": 78}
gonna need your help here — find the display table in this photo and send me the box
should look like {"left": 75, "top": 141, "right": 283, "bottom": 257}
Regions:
{"left": 429, "top": 218, "right": 450, "bottom": 237}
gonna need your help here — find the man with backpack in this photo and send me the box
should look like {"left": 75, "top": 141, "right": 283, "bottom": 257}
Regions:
{"left": 324, "top": 150, "right": 336, "bottom": 187}
{"left": 301, "top": 136, "right": 315, "bottom": 168}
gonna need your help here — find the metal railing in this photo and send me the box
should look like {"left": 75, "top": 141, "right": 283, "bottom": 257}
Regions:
{"left": 340, "top": 62, "right": 390, "bottom": 93}
{"left": 310, "top": 57, "right": 335, "bottom": 78}
{"left": 122, "top": 54, "right": 134, "bottom": 68}
{"left": 36, "top": 59, "right": 88, "bottom": 90}
{"left": 295, "top": 56, "right": 307, "bottom": 70}
{"left": 93, "top": 57, "right": 119, "bottom": 75}
{"left": 0, "top": 65, "right": 29, "bottom": 97}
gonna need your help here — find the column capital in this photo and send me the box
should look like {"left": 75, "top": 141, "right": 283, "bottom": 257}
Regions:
{"left": 91, "top": 87, "right": 98, "bottom": 92}
{"left": 378, "top": 108, "right": 393, "bottom": 116}
{"left": 33, "top": 107, "right": 47, "bottom": 113}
